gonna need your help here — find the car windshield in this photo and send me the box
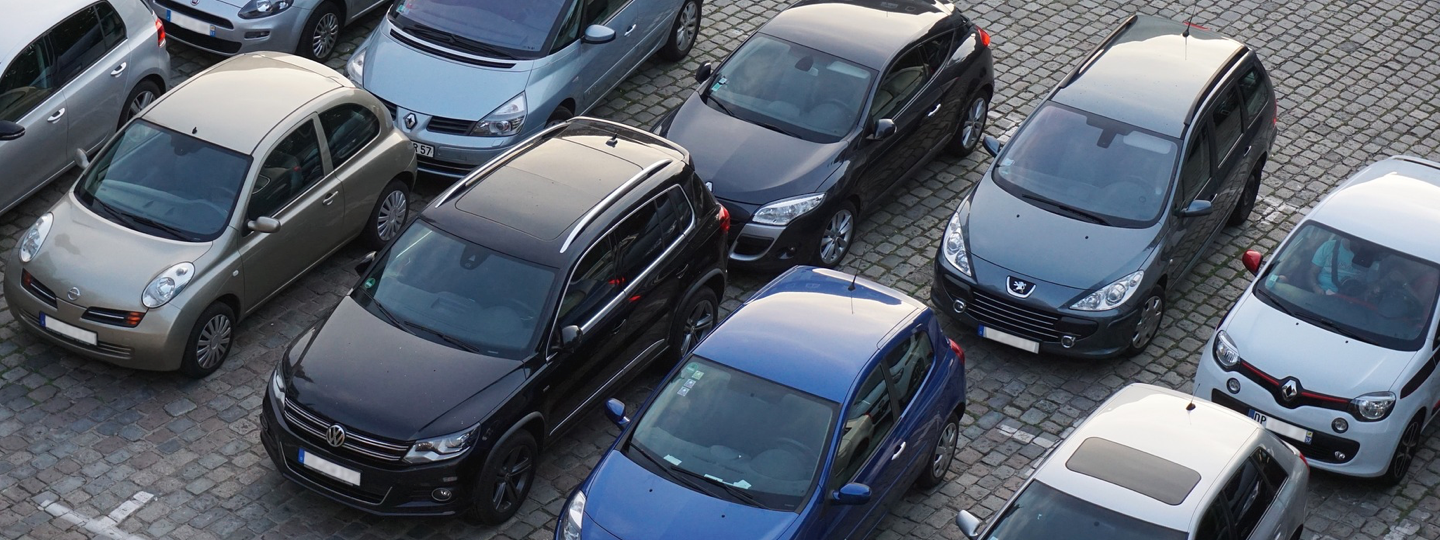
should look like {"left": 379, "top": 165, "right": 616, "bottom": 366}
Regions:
{"left": 983, "top": 481, "right": 1187, "bottom": 540}
{"left": 354, "top": 221, "right": 556, "bottom": 359}
{"left": 625, "top": 358, "right": 837, "bottom": 511}
{"left": 705, "top": 34, "right": 874, "bottom": 143}
{"left": 1254, "top": 221, "right": 1439, "bottom": 351}
{"left": 994, "top": 103, "right": 1179, "bottom": 227}
{"left": 73, "top": 120, "right": 248, "bottom": 242}
{"left": 389, "top": 0, "right": 567, "bottom": 58}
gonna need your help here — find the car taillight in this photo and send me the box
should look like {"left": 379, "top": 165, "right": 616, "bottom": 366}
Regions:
{"left": 948, "top": 338, "right": 965, "bottom": 365}
{"left": 155, "top": 18, "right": 166, "bottom": 47}
{"left": 717, "top": 204, "right": 730, "bottom": 235}
{"left": 1272, "top": 99, "right": 1278, "bottom": 125}
{"left": 976, "top": 26, "right": 990, "bottom": 48}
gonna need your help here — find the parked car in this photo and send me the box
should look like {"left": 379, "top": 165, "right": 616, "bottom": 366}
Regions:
{"left": 0, "top": 0, "right": 170, "bottom": 216}
{"left": 559, "top": 266, "right": 967, "bottom": 540}
{"left": 5, "top": 52, "right": 417, "bottom": 378}
{"left": 149, "top": 0, "right": 386, "bottom": 61}
{"left": 956, "top": 383, "right": 1309, "bottom": 540}
{"left": 261, "top": 118, "right": 728, "bottom": 524}
{"left": 346, "top": 0, "right": 704, "bottom": 177}
{"left": 932, "top": 15, "right": 1277, "bottom": 358}
{"left": 654, "top": 0, "right": 993, "bottom": 271}
{"left": 1194, "top": 156, "right": 1440, "bottom": 485}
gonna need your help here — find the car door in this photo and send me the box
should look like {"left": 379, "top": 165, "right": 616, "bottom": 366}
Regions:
{"left": 544, "top": 235, "right": 631, "bottom": 432}
{"left": 820, "top": 361, "right": 901, "bottom": 539}
{"left": 1165, "top": 124, "right": 1214, "bottom": 277}
{"left": 871, "top": 326, "right": 942, "bottom": 498}
{"left": 1201, "top": 82, "right": 1248, "bottom": 231}
{"left": 572, "top": 0, "right": 640, "bottom": 109}
{"left": 1210, "top": 448, "right": 1288, "bottom": 540}
{"left": 0, "top": 38, "right": 69, "bottom": 211}
{"left": 854, "top": 39, "right": 945, "bottom": 204}
{"left": 237, "top": 117, "right": 347, "bottom": 310}
{"left": 901, "top": 31, "right": 962, "bottom": 170}
{"left": 316, "top": 102, "right": 384, "bottom": 233}
{"left": 629, "top": 0, "right": 674, "bottom": 53}
{"left": 51, "top": 2, "right": 131, "bottom": 155}
{"left": 608, "top": 186, "right": 695, "bottom": 367}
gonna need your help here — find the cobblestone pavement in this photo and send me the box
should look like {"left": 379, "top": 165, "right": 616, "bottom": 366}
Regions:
{"left": 3, "top": 0, "right": 1440, "bottom": 538}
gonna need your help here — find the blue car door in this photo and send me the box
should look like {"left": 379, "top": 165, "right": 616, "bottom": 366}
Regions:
{"left": 817, "top": 360, "right": 904, "bottom": 538}
{"left": 871, "top": 325, "right": 945, "bottom": 498}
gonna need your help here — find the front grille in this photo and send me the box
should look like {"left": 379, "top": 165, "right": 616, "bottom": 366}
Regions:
{"left": 417, "top": 155, "right": 475, "bottom": 177}
{"left": 378, "top": 98, "right": 398, "bottom": 121}
{"left": 82, "top": 307, "right": 141, "bottom": 327}
{"left": 161, "top": 22, "right": 242, "bottom": 54}
{"left": 155, "top": 0, "right": 236, "bottom": 29}
{"left": 968, "top": 288, "right": 1063, "bottom": 342}
{"left": 426, "top": 116, "right": 474, "bottom": 135}
{"left": 282, "top": 400, "right": 410, "bottom": 463}
{"left": 22, "top": 272, "right": 57, "bottom": 307}
{"left": 20, "top": 311, "right": 132, "bottom": 358}
{"left": 1210, "top": 390, "right": 1359, "bottom": 464}
{"left": 1233, "top": 360, "right": 1350, "bottom": 413}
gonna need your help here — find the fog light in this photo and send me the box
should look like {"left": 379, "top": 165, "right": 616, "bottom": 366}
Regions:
{"left": 244, "top": 31, "right": 271, "bottom": 39}
{"left": 1332, "top": 417, "right": 1348, "bottom": 433}
{"left": 432, "top": 488, "right": 453, "bottom": 502}
{"left": 1226, "top": 378, "right": 1241, "bottom": 394}
{"left": 1060, "top": 335, "right": 1076, "bottom": 348}
{"left": 952, "top": 299, "right": 966, "bottom": 313}
{"left": 1334, "top": 451, "right": 1346, "bottom": 461}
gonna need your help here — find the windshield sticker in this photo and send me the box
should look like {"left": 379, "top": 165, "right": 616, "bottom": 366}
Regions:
{"left": 703, "top": 474, "right": 752, "bottom": 490}
{"left": 663, "top": 455, "right": 682, "bottom": 466}
{"left": 677, "top": 386, "right": 690, "bottom": 396}
{"left": 683, "top": 379, "right": 696, "bottom": 388}
{"left": 362, "top": 278, "right": 376, "bottom": 289}
{"left": 691, "top": 370, "right": 704, "bottom": 379}
{"left": 711, "top": 77, "right": 727, "bottom": 92}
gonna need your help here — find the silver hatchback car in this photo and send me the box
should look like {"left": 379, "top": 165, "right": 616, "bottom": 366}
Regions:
{"left": 0, "top": 0, "right": 170, "bottom": 216}
{"left": 956, "top": 384, "right": 1309, "bottom": 540}
{"left": 149, "top": 0, "right": 387, "bottom": 61}
{"left": 347, "top": 0, "right": 704, "bottom": 177}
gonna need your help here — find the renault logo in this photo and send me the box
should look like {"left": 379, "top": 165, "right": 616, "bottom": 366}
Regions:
{"left": 403, "top": 113, "right": 417, "bottom": 130}
{"left": 66, "top": 287, "right": 81, "bottom": 301}
{"left": 326, "top": 424, "right": 347, "bottom": 447}
{"left": 1005, "top": 276, "right": 1035, "bottom": 298}
{"left": 1280, "top": 379, "right": 1300, "bottom": 402}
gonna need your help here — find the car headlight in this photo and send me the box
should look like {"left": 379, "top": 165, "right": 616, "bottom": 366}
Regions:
{"left": 141, "top": 262, "right": 196, "bottom": 308}
{"left": 1213, "top": 330, "right": 1239, "bottom": 368}
{"left": 1350, "top": 392, "right": 1396, "bottom": 422}
{"left": 18, "top": 213, "right": 53, "bottom": 263}
{"left": 346, "top": 48, "right": 366, "bottom": 83}
{"left": 1071, "top": 270, "right": 1144, "bottom": 311}
{"left": 403, "top": 429, "right": 476, "bottom": 463}
{"left": 560, "top": 490, "right": 586, "bottom": 540}
{"left": 941, "top": 208, "right": 972, "bottom": 277}
{"left": 753, "top": 193, "right": 825, "bottom": 226}
{"left": 238, "top": 0, "right": 294, "bottom": 19}
{"left": 470, "top": 93, "right": 527, "bottom": 137}
{"left": 270, "top": 367, "right": 287, "bottom": 404}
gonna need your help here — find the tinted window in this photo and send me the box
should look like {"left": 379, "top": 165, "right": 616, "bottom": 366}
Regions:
{"left": 551, "top": 0, "right": 583, "bottom": 52}
{"left": 706, "top": 34, "right": 875, "bottom": 143}
{"left": 1236, "top": 67, "right": 1269, "bottom": 121}
{"left": 883, "top": 331, "right": 933, "bottom": 411}
{"left": 0, "top": 42, "right": 56, "bottom": 122}
{"left": 1210, "top": 88, "right": 1245, "bottom": 159}
{"left": 1196, "top": 503, "right": 1234, "bottom": 540}
{"left": 389, "top": 0, "right": 568, "bottom": 58}
{"left": 612, "top": 188, "right": 692, "bottom": 283}
{"left": 870, "top": 46, "right": 935, "bottom": 122}
{"left": 319, "top": 104, "right": 381, "bottom": 167}
{"left": 49, "top": 6, "right": 108, "bottom": 87}
{"left": 1220, "top": 449, "right": 1282, "bottom": 540}
{"left": 556, "top": 239, "right": 619, "bottom": 330}
{"left": 982, "top": 481, "right": 1187, "bottom": 540}
{"left": 1178, "top": 126, "right": 1212, "bottom": 202}
{"left": 248, "top": 120, "right": 325, "bottom": 221}
{"left": 96, "top": 2, "right": 127, "bottom": 48}
{"left": 581, "top": 0, "right": 629, "bottom": 26}
{"left": 829, "top": 366, "right": 896, "bottom": 488}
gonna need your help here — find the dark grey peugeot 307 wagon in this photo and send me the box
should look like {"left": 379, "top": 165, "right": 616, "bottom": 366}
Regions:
{"left": 933, "top": 15, "right": 1277, "bottom": 359}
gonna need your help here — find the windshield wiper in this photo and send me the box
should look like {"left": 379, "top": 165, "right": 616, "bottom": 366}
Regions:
{"left": 1020, "top": 194, "right": 1110, "bottom": 225}
{"left": 88, "top": 198, "right": 189, "bottom": 241}
{"left": 124, "top": 213, "right": 191, "bottom": 241}
{"left": 405, "top": 23, "right": 512, "bottom": 59}
{"left": 704, "top": 94, "right": 736, "bottom": 118}
{"left": 755, "top": 121, "right": 798, "bottom": 138}
{"left": 401, "top": 319, "right": 482, "bottom": 353}
{"left": 1308, "top": 316, "right": 1369, "bottom": 343}
{"left": 668, "top": 464, "right": 766, "bottom": 508}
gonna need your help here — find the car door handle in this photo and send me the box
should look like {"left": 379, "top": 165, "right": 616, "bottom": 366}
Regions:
{"left": 1241, "top": 144, "right": 1253, "bottom": 157}
{"left": 891, "top": 442, "right": 905, "bottom": 460}
{"left": 624, "top": 24, "right": 637, "bottom": 36}
{"left": 111, "top": 62, "right": 128, "bottom": 77}
{"left": 926, "top": 103, "right": 942, "bottom": 117}
{"left": 47, "top": 108, "right": 65, "bottom": 123}
{"left": 321, "top": 191, "right": 339, "bottom": 206}
{"left": 611, "top": 319, "right": 628, "bottom": 334}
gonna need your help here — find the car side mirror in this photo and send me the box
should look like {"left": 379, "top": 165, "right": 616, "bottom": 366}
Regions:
{"left": 74, "top": 148, "right": 90, "bottom": 170}
{"left": 694, "top": 61, "right": 713, "bottom": 83}
{"left": 1241, "top": 249, "right": 1263, "bottom": 276}
{"left": 982, "top": 135, "right": 1002, "bottom": 157}
{"left": 582, "top": 24, "right": 616, "bottom": 44}
{"left": 870, "top": 119, "right": 896, "bottom": 140}
{"left": 247, "top": 216, "right": 281, "bottom": 234}
{"left": 604, "top": 398, "right": 630, "bottom": 429}
{"left": 1176, "top": 199, "right": 1213, "bottom": 218}
{"left": 955, "top": 510, "right": 982, "bottom": 539}
{"left": 831, "top": 483, "right": 871, "bottom": 505}
{"left": 559, "top": 325, "right": 583, "bottom": 351}
{"left": 354, "top": 251, "right": 376, "bottom": 275}
{"left": 0, "top": 120, "right": 23, "bottom": 141}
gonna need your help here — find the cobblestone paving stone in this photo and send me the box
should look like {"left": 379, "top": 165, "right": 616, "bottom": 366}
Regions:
{"left": 2, "top": 0, "right": 1439, "bottom": 538}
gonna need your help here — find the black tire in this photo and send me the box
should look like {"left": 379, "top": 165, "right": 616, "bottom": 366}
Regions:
{"left": 119, "top": 79, "right": 161, "bottom": 128}
{"left": 813, "top": 201, "right": 858, "bottom": 268}
{"left": 1227, "top": 169, "right": 1262, "bottom": 227}
{"left": 179, "top": 302, "right": 236, "bottom": 379}
{"left": 669, "top": 287, "right": 718, "bottom": 364}
{"left": 1290, "top": 526, "right": 1303, "bottom": 540}
{"left": 1122, "top": 289, "right": 1164, "bottom": 358}
{"left": 915, "top": 412, "right": 960, "bottom": 489}
{"left": 466, "top": 429, "right": 538, "bottom": 525}
{"left": 545, "top": 105, "right": 574, "bottom": 129}
{"left": 1379, "top": 414, "right": 1423, "bottom": 487}
{"left": 657, "top": 0, "right": 701, "bottom": 61}
{"left": 945, "top": 91, "right": 989, "bottom": 157}
{"left": 296, "top": 2, "right": 343, "bottom": 61}
{"left": 362, "top": 179, "right": 409, "bottom": 250}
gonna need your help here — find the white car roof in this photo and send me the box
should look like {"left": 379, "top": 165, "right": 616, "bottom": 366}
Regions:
{"left": 1032, "top": 384, "right": 1260, "bottom": 531}
{"left": 1306, "top": 156, "right": 1440, "bottom": 264}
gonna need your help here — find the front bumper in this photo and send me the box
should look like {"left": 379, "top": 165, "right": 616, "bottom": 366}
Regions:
{"left": 721, "top": 199, "right": 832, "bottom": 273}
{"left": 370, "top": 98, "right": 522, "bottom": 178}
{"left": 152, "top": 0, "right": 310, "bottom": 56}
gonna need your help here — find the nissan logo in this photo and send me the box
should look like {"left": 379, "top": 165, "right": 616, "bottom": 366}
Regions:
{"left": 1005, "top": 276, "right": 1035, "bottom": 298}
{"left": 326, "top": 424, "right": 346, "bottom": 447}
{"left": 66, "top": 287, "right": 81, "bottom": 301}
{"left": 1280, "top": 379, "right": 1299, "bottom": 402}
{"left": 403, "top": 113, "right": 417, "bottom": 130}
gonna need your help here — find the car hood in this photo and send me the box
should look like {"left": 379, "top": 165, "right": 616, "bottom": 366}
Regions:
{"left": 26, "top": 196, "right": 214, "bottom": 311}
{"left": 362, "top": 22, "right": 533, "bottom": 121}
{"left": 965, "top": 179, "right": 1159, "bottom": 289}
{"left": 288, "top": 297, "right": 525, "bottom": 441}
{"left": 1224, "top": 293, "right": 1414, "bottom": 396}
{"left": 663, "top": 95, "right": 844, "bottom": 206}
{"left": 584, "top": 450, "right": 799, "bottom": 540}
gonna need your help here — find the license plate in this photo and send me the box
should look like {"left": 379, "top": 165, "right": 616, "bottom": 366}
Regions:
{"left": 39, "top": 313, "right": 98, "bottom": 346}
{"left": 165, "top": 10, "right": 215, "bottom": 37}
{"left": 978, "top": 325, "right": 1039, "bottom": 353}
{"left": 1249, "top": 409, "right": 1313, "bottom": 444}
{"left": 411, "top": 141, "right": 435, "bottom": 158}
{"left": 298, "top": 448, "right": 361, "bottom": 486}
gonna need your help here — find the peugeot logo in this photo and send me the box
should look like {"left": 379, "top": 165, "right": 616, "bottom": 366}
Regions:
{"left": 403, "top": 113, "right": 417, "bottom": 130}
{"left": 326, "top": 424, "right": 347, "bottom": 447}
{"left": 1005, "top": 276, "right": 1035, "bottom": 298}
{"left": 1280, "top": 379, "right": 1300, "bottom": 402}
{"left": 66, "top": 287, "right": 81, "bottom": 301}
{"left": 190, "top": 0, "right": 198, "bottom": 5}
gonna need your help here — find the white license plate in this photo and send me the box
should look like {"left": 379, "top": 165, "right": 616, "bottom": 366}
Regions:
{"left": 39, "top": 314, "right": 98, "bottom": 346}
{"left": 1249, "top": 409, "right": 1313, "bottom": 444}
{"left": 978, "top": 325, "right": 1039, "bottom": 353}
{"left": 299, "top": 448, "right": 361, "bottom": 486}
{"left": 411, "top": 141, "right": 435, "bottom": 158}
{"left": 166, "top": 10, "right": 215, "bottom": 37}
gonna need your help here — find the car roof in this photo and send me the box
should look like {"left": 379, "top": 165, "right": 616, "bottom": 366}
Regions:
{"left": 0, "top": 0, "right": 101, "bottom": 57}
{"left": 1032, "top": 383, "right": 1259, "bottom": 531}
{"left": 758, "top": 0, "right": 957, "bottom": 70}
{"left": 423, "top": 118, "right": 689, "bottom": 269}
{"left": 142, "top": 53, "right": 349, "bottom": 153}
{"left": 1052, "top": 15, "right": 1248, "bottom": 137}
{"left": 1307, "top": 156, "right": 1440, "bottom": 264}
{"left": 693, "top": 267, "right": 925, "bottom": 401}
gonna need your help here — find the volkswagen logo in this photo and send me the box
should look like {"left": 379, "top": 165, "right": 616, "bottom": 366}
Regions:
{"left": 1005, "top": 276, "right": 1035, "bottom": 298}
{"left": 326, "top": 424, "right": 347, "bottom": 447}
{"left": 1280, "top": 379, "right": 1300, "bottom": 402}
{"left": 403, "top": 113, "right": 417, "bottom": 130}
{"left": 66, "top": 287, "right": 81, "bottom": 301}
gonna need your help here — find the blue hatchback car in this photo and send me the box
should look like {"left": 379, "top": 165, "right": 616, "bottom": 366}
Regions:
{"left": 558, "top": 266, "right": 967, "bottom": 539}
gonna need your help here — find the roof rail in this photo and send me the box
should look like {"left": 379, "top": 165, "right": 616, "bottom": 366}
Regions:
{"left": 431, "top": 121, "right": 574, "bottom": 209}
{"left": 1059, "top": 14, "right": 1139, "bottom": 90}
{"left": 1183, "top": 48, "right": 1248, "bottom": 127}
{"left": 559, "top": 159, "right": 673, "bottom": 253}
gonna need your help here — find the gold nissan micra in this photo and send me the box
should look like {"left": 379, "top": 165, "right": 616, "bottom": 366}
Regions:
{"left": 5, "top": 52, "right": 417, "bottom": 378}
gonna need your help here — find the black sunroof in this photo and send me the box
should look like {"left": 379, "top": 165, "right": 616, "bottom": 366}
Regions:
{"left": 1065, "top": 437, "right": 1202, "bottom": 506}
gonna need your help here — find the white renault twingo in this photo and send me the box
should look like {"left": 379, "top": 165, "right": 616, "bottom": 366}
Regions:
{"left": 1194, "top": 156, "right": 1440, "bottom": 485}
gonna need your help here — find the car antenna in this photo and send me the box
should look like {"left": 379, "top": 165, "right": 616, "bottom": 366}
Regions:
{"left": 848, "top": 272, "right": 859, "bottom": 291}
{"left": 1186, "top": 396, "right": 1197, "bottom": 411}
{"left": 1183, "top": 2, "right": 1200, "bottom": 38}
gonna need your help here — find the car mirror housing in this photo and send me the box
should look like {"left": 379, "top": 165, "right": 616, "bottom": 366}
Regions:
{"left": 955, "top": 510, "right": 982, "bottom": 539}
{"left": 982, "top": 135, "right": 1002, "bottom": 157}
{"left": 0, "top": 120, "right": 24, "bottom": 141}
{"left": 247, "top": 216, "right": 281, "bottom": 234}
{"left": 355, "top": 251, "right": 376, "bottom": 275}
{"left": 582, "top": 24, "right": 616, "bottom": 44}
{"left": 1177, "top": 199, "right": 1213, "bottom": 218}
{"left": 603, "top": 398, "right": 629, "bottom": 429}
{"left": 831, "top": 483, "right": 871, "bottom": 505}
{"left": 871, "top": 119, "right": 896, "bottom": 140}
{"left": 1241, "top": 249, "right": 1263, "bottom": 275}
{"left": 695, "top": 61, "right": 713, "bottom": 83}
{"left": 74, "top": 148, "right": 90, "bottom": 170}
{"left": 559, "top": 325, "right": 584, "bottom": 351}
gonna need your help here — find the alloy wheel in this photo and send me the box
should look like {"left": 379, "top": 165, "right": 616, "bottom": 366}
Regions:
{"left": 675, "top": 2, "right": 700, "bottom": 53}
{"left": 1390, "top": 419, "right": 1421, "bottom": 482}
{"left": 932, "top": 420, "right": 958, "bottom": 479}
{"left": 128, "top": 90, "right": 155, "bottom": 121}
{"left": 819, "top": 208, "right": 855, "bottom": 266}
{"left": 1131, "top": 295, "right": 1163, "bottom": 349}
{"left": 375, "top": 190, "right": 407, "bottom": 242}
{"left": 960, "top": 96, "right": 989, "bottom": 150}
{"left": 679, "top": 298, "right": 716, "bottom": 356}
{"left": 491, "top": 445, "right": 534, "bottom": 514}
{"left": 312, "top": 13, "right": 340, "bottom": 59}
{"left": 195, "top": 313, "right": 233, "bottom": 370}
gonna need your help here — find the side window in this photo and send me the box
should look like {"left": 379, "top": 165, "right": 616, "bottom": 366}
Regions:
{"left": 1209, "top": 87, "right": 1245, "bottom": 160}
{"left": 918, "top": 32, "right": 953, "bottom": 73}
{"left": 612, "top": 188, "right": 693, "bottom": 284}
{"left": 47, "top": 6, "right": 107, "bottom": 88}
{"left": 1236, "top": 67, "right": 1270, "bottom": 121}
{"left": 868, "top": 37, "right": 943, "bottom": 122}
{"left": 552, "top": 0, "right": 583, "bottom": 52}
{"left": 883, "top": 330, "right": 934, "bottom": 411}
{"left": 582, "top": 0, "right": 627, "bottom": 27}
{"left": 1178, "top": 126, "right": 1212, "bottom": 203}
{"left": 0, "top": 41, "right": 56, "bottom": 122}
{"left": 828, "top": 365, "right": 898, "bottom": 489}
{"left": 96, "top": 2, "right": 127, "bottom": 49}
{"left": 556, "top": 239, "right": 619, "bottom": 331}
{"left": 1196, "top": 503, "right": 1234, "bottom": 540}
{"left": 247, "top": 120, "right": 325, "bottom": 221}
{"left": 318, "top": 104, "right": 381, "bottom": 168}
{"left": 1220, "top": 448, "right": 1283, "bottom": 540}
